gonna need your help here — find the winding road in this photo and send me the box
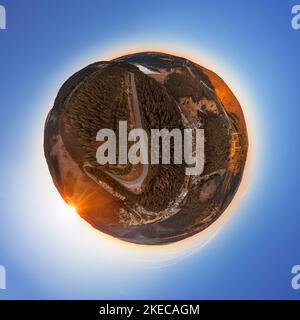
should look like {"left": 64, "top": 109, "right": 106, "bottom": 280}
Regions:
{"left": 105, "top": 72, "right": 149, "bottom": 194}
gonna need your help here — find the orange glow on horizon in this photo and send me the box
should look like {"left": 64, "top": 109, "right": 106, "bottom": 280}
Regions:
{"left": 92, "top": 44, "right": 256, "bottom": 250}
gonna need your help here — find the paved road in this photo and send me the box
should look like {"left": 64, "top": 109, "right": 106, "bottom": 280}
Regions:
{"left": 106, "top": 72, "right": 149, "bottom": 193}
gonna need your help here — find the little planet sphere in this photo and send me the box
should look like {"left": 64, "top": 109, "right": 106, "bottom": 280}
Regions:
{"left": 44, "top": 51, "right": 248, "bottom": 245}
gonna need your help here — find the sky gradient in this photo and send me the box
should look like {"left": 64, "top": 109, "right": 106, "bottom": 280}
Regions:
{"left": 0, "top": 0, "right": 299, "bottom": 299}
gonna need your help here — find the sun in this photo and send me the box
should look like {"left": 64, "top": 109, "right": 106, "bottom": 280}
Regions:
{"left": 66, "top": 204, "right": 78, "bottom": 216}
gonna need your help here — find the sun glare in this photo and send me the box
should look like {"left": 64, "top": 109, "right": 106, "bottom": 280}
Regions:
{"left": 67, "top": 204, "right": 78, "bottom": 215}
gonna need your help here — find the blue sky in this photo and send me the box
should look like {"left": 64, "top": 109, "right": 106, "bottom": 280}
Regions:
{"left": 0, "top": 0, "right": 300, "bottom": 299}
